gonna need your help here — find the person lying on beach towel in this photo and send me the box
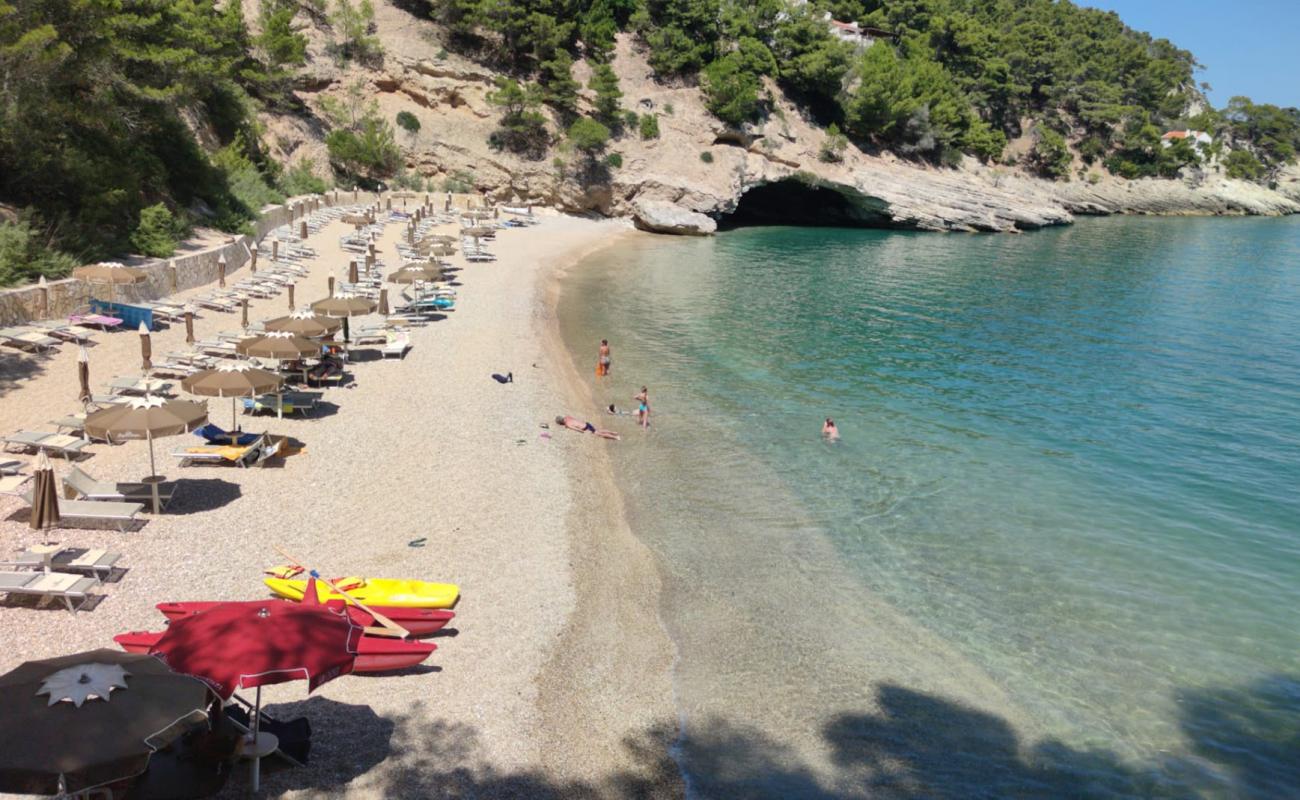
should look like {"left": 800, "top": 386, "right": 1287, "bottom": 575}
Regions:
{"left": 555, "top": 415, "right": 621, "bottom": 440}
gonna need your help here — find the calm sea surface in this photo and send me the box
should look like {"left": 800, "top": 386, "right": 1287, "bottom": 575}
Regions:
{"left": 557, "top": 217, "right": 1300, "bottom": 798}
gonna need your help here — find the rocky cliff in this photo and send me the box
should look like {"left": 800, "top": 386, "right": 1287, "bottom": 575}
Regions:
{"left": 259, "top": 2, "right": 1300, "bottom": 235}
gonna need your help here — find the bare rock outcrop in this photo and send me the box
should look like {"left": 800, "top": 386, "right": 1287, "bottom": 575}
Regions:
{"left": 632, "top": 200, "right": 717, "bottom": 235}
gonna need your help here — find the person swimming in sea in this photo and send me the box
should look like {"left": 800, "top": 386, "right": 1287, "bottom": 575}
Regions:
{"left": 822, "top": 417, "right": 840, "bottom": 441}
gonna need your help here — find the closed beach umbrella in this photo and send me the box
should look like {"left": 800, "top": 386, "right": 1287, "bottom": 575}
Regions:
{"left": 348, "top": 260, "right": 359, "bottom": 285}
{"left": 378, "top": 288, "right": 389, "bottom": 316}
{"left": 311, "top": 294, "right": 376, "bottom": 343}
{"left": 143, "top": 600, "right": 361, "bottom": 791}
{"left": 84, "top": 396, "right": 208, "bottom": 513}
{"left": 263, "top": 310, "right": 341, "bottom": 339}
{"left": 287, "top": 282, "right": 295, "bottom": 309}
{"left": 72, "top": 262, "right": 146, "bottom": 305}
{"left": 217, "top": 255, "right": 226, "bottom": 289}
{"left": 327, "top": 276, "right": 335, "bottom": 297}
{"left": 240, "top": 297, "right": 249, "bottom": 330}
{"left": 184, "top": 308, "right": 195, "bottom": 344}
{"left": 138, "top": 321, "right": 152, "bottom": 374}
{"left": 182, "top": 362, "right": 282, "bottom": 430}
{"left": 77, "top": 346, "right": 91, "bottom": 407}
{"left": 0, "top": 650, "right": 218, "bottom": 796}
{"left": 28, "top": 450, "right": 59, "bottom": 533}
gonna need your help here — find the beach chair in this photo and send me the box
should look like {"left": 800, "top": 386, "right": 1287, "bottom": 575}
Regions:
{"left": 69, "top": 313, "right": 123, "bottom": 331}
{"left": 0, "top": 473, "right": 33, "bottom": 495}
{"left": 0, "top": 326, "right": 60, "bottom": 353}
{"left": 2, "top": 431, "right": 90, "bottom": 458}
{"left": 173, "top": 434, "right": 279, "bottom": 468}
{"left": 50, "top": 413, "right": 88, "bottom": 438}
{"left": 108, "top": 376, "right": 174, "bottom": 396}
{"left": 382, "top": 335, "right": 412, "bottom": 359}
{"left": 29, "top": 320, "right": 93, "bottom": 343}
{"left": 194, "top": 423, "right": 259, "bottom": 446}
{"left": 1, "top": 545, "right": 122, "bottom": 581}
{"left": 0, "top": 570, "right": 100, "bottom": 613}
{"left": 63, "top": 465, "right": 178, "bottom": 509}
{"left": 17, "top": 490, "right": 143, "bottom": 532}
{"left": 243, "top": 393, "right": 317, "bottom": 417}
{"left": 0, "top": 459, "right": 23, "bottom": 475}
{"left": 195, "top": 294, "right": 238, "bottom": 312}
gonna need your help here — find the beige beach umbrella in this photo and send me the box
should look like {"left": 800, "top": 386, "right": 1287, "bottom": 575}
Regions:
{"left": 138, "top": 321, "right": 152, "bottom": 374}
{"left": 327, "top": 276, "right": 335, "bottom": 297}
{"left": 72, "top": 262, "right": 145, "bottom": 306}
{"left": 287, "top": 283, "right": 295, "bottom": 309}
{"left": 28, "top": 450, "right": 60, "bottom": 533}
{"left": 388, "top": 265, "right": 440, "bottom": 284}
{"left": 237, "top": 332, "right": 320, "bottom": 387}
{"left": 217, "top": 255, "right": 226, "bottom": 288}
{"left": 77, "top": 346, "right": 91, "bottom": 407}
{"left": 263, "top": 309, "right": 342, "bottom": 339}
{"left": 341, "top": 213, "right": 368, "bottom": 227}
{"left": 378, "top": 288, "right": 389, "bottom": 316}
{"left": 311, "top": 293, "right": 376, "bottom": 343}
{"left": 236, "top": 332, "right": 319, "bottom": 361}
{"left": 84, "top": 396, "right": 209, "bottom": 513}
{"left": 348, "top": 261, "right": 359, "bottom": 285}
{"left": 182, "top": 362, "right": 283, "bottom": 429}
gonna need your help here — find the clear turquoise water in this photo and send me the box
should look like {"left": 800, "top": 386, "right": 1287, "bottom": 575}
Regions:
{"left": 558, "top": 217, "right": 1300, "bottom": 798}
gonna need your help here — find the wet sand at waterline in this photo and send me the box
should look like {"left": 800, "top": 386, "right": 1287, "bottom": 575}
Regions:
{"left": 0, "top": 209, "right": 680, "bottom": 798}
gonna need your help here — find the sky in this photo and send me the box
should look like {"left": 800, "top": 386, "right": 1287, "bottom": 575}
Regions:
{"left": 1082, "top": 0, "right": 1300, "bottom": 108}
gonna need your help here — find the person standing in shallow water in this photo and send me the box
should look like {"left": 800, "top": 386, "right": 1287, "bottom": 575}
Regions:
{"left": 635, "top": 386, "right": 650, "bottom": 429}
{"left": 597, "top": 339, "right": 611, "bottom": 377}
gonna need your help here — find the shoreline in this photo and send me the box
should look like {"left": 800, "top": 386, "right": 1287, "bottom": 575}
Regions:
{"left": 533, "top": 225, "right": 684, "bottom": 796}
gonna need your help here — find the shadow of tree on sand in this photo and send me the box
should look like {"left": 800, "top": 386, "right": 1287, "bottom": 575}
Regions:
{"left": 233, "top": 675, "right": 1299, "bottom": 799}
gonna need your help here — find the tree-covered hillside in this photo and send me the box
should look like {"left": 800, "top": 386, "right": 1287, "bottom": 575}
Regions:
{"left": 1, "top": 0, "right": 1298, "bottom": 285}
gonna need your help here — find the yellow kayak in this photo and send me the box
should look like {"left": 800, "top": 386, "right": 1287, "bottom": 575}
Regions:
{"left": 264, "top": 567, "right": 459, "bottom": 609}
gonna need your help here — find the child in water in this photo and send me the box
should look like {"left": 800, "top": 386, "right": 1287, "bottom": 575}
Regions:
{"left": 822, "top": 418, "right": 840, "bottom": 441}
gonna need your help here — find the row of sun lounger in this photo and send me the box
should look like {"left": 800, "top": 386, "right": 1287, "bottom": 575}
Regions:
{"left": 0, "top": 544, "right": 125, "bottom": 612}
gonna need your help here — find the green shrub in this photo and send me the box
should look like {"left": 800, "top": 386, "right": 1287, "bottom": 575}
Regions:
{"left": 211, "top": 141, "right": 284, "bottom": 221}
{"left": 278, "top": 159, "right": 332, "bottom": 195}
{"left": 568, "top": 117, "right": 611, "bottom": 156}
{"left": 702, "top": 54, "right": 762, "bottom": 126}
{"left": 326, "top": 117, "right": 401, "bottom": 184}
{"left": 0, "top": 220, "right": 79, "bottom": 288}
{"left": 396, "top": 111, "right": 421, "bottom": 134}
{"left": 588, "top": 64, "right": 624, "bottom": 127}
{"left": 441, "top": 170, "right": 476, "bottom": 193}
{"left": 1029, "top": 126, "right": 1072, "bottom": 179}
{"left": 487, "top": 78, "right": 550, "bottom": 159}
{"left": 818, "top": 123, "right": 847, "bottom": 163}
{"left": 605, "top": 152, "right": 623, "bottom": 168}
{"left": 639, "top": 113, "right": 660, "bottom": 140}
{"left": 663, "top": 102, "right": 675, "bottom": 116}
{"left": 130, "top": 203, "right": 179, "bottom": 258}
{"left": 1223, "top": 149, "right": 1264, "bottom": 180}
{"left": 699, "top": 150, "right": 714, "bottom": 163}
{"left": 330, "top": 0, "right": 382, "bottom": 64}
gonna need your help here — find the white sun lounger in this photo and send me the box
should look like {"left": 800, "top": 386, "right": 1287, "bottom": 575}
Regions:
{"left": 2, "top": 431, "right": 90, "bottom": 458}
{"left": 0, "top": 327, "right": 60, "bottom": 353}
{"left": 29, "top": 320, "right": 94, "bottom": 343}
{"left": 64, "top": 465, "right": 178, "bottom": 510}
{"left": 382, "top": 336, "right": 412, "bottom": 359}
{"left": 0, "top": 570, "right": 100, "bottom": 613}
{"left": 2, "top": 545, "right": 122, "bottom": 581}
{"left": 18, "top": 489, "right": 143, "bottom": 532}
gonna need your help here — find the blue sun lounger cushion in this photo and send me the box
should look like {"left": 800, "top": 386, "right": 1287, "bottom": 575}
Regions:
{"left": 194, "top": 424, "right": 258, "bottom": 446}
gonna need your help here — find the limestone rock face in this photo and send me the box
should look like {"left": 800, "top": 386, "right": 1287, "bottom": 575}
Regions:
{"left": 632, "top": 200, "right": 717, "bottom": 235}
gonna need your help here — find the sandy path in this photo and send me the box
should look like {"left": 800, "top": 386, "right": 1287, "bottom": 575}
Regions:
{"left": 0, "top": 209, "right": 676, "bottom": 797}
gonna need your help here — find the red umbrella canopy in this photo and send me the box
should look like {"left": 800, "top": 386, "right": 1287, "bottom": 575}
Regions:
{"left": 147, "top": 600, "right": 361, "bottom": 699}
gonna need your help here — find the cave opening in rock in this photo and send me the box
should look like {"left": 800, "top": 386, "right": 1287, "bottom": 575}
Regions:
{"left": 718, "top": 179, "right": 889, "bottom": 230}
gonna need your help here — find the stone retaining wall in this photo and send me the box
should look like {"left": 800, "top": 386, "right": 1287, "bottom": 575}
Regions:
{"left": 0, "top": 191, "right": 390, "bottom": 326}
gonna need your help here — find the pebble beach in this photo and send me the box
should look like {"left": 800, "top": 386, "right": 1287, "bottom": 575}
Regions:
{"left": 0, "top": 205, "right": 680, "bottom": 798}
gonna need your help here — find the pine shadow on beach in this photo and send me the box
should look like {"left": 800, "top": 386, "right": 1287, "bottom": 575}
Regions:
{"left": 286, "top": 675, "right": 1300, "bottom": 800}
{"left": 0, "top": 350, "right": 48, "bottom": 399}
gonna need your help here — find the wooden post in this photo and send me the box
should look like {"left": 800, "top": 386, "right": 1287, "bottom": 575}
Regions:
{"left": 37, "top": 276, "right": 49, "bottom": 320}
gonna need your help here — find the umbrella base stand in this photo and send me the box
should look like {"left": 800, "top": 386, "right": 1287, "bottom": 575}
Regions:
{"left": 242, "top": 731, "right": 279, "bottom": 792}
{"left": 142, "top": 475, "right": 166, "bottom": 515}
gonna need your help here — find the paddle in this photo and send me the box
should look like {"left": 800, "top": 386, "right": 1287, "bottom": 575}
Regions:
{"left": 273, "top": 546, "right": 410, "bottom": 638}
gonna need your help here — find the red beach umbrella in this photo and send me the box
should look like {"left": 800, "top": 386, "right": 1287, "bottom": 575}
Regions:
{"left": 145, "top": 600, "right": 360, "bottom": 699}
{"left": 142, "top": 599, "right": 361, "bottom": 791}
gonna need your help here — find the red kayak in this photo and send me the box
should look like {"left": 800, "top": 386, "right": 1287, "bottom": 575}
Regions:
{"left": 113, "top": 630, "right": 437, "bottom": 673}
{"left": 155, "top": 600, "right": 454, "bottom": 637}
